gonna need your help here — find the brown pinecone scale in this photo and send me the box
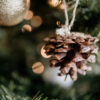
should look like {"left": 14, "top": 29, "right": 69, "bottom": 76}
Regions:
{"left": 43, "top": 32, "right": 99, "bottom": 80}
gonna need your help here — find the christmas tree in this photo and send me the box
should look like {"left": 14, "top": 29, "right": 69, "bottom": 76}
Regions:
{"left": 0, "top": 0, "right": 100, "bottom": 100}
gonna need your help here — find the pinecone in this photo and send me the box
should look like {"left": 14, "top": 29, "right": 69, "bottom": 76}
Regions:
{"left": 43, "top": 32, "right": 99, "bottom": 80}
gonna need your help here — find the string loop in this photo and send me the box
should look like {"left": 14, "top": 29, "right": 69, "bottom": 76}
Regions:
{"left": 63, "top": 0, "right": 79, "bottom": 35}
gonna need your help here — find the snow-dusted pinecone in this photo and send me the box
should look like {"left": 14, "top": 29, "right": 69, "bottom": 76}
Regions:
{"left": 44, "top": 32, "right": 99, "bottom": 80}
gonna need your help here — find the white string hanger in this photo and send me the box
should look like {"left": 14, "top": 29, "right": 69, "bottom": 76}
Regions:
{"left": 63, "top": 0, "right": 69, "bottom": 34}
{"left": 63, "top": 0, "right": 79, "bottom": 34}
{"left": 69, "top": 0, "right": 80, "bottom": 31}
{"left": 56, "top": 0, "right": 80, "bottom": 36}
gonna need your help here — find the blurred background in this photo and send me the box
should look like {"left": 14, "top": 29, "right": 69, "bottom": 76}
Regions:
{"left": 0, "top": 0, "right": 100, "bottom": 100}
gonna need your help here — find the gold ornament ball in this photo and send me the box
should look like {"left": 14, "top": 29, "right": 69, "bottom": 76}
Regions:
{"left": 0, "top": 0, "right": 30, "bottom": 26}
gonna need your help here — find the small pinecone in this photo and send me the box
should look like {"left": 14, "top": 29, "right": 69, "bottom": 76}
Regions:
{"left": 44, "top": 32, "right": 99, "bottom": 80}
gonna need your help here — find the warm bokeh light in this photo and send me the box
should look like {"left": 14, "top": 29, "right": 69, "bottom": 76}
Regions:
{"left": 32, "top": 62, "right": 44, "bottom": 74}
{"left": 31, "top": 16, "right": 43, "bottom": 28}
{"left": 58, "top": 3, "right": 64, "bottom": 10}
{"left": 56, "top": 21, "right": 62, "bottom": 27}
{"left": 48, "top": 0, "right": 61, "bottom": 7}
{"left": 58, "top": 3, "right": 69, "bottom": 10}
{"left": 25, "top": 10, "right": 34, "bottom": 20}
{"left": 27, "top": 0, "right": 30, "bottom": 9}
{"left": 22, "top": 24, "right": 32, "bottom": 32}
{"left": 48, "top": 0, "right": 69, "bottom": 10}
{"left": 41, "top": 45, "right": 51, "bottom": 58}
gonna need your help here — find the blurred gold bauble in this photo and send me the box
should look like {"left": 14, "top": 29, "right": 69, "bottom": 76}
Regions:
{"left": 0, "top": 0, "right": 30, "bottom": 26}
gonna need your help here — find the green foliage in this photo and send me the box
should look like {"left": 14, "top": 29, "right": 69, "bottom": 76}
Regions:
{"left": 0, "top": 85, "right": 54, "bottom": 100}
{"left": 0, "top": 85, "right": 31, "bottom": 100}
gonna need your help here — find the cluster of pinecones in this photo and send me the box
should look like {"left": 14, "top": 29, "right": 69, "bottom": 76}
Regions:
{"left": 44, "top": 32, "right": 99, "bottom": 80}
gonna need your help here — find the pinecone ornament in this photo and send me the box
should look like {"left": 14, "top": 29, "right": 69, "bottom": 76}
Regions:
{"left": 43, "top": 32, "right": 99, "bottom": 80}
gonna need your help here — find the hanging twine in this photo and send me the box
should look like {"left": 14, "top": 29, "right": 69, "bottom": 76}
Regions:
{"left": 63, "top": 0, "right": 69, "bottom": 33}
{"left": 69, "top": 0, "right": 79, "bottom": 31}
{"left": 63, "top": 0, "right": 79, "bottom": 34}
{"left": 56, "top": 0, "right": 79, "bottom": 36}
